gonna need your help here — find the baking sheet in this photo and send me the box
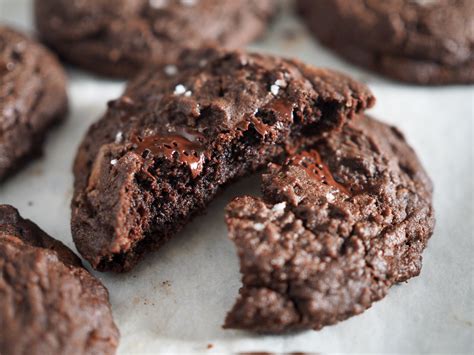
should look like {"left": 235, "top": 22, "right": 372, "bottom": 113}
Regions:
{"left": 0, "top": 0, "right": 473, "bottom": 353}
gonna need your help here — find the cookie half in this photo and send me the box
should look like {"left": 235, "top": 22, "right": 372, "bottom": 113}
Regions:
{"left": 298, "top": 0, "right": 474, "bottom": 85}
{"left": 0, "top": 26, "right": 68, "bottom": 181}
{"left": 0, "top": 205, "right": 119, "bottom": 355}
{"left": 71, "top": 48, "right": 374, "bottom": 272}
{"left": 224, "top": 115, "right": 435, "bottom": 333}
{"left": 34, "top": 0, "right": 276, "bottom": 78}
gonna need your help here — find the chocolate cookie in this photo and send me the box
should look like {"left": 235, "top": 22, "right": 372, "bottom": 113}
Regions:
{"left": 224, "top": 115, "right": 435, "bottom": 333}
{"left": 71, "top": 48, "right": 374, "bottom": 272}
{"left": 34, "top": 0, "right": 276, "bottom": 78}
{"left": 0, "top": 26, "right": 68, "bottom": 181}
{"left": 0, "top": 205, "right": 119, "bottom": 355}
{"left": 298, "top": 0, "right": 474, "bottom": 85}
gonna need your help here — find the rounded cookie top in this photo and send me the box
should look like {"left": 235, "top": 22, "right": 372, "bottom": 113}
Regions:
{"left": 0, "top": 205, "right": 119, "bottom": 355}
{"left": 34, "top": 0, "right": 276, "bottom": 77}
{"left": 225, "top": 115, "right": 435, "bottom": 333}
{"left": 298, "top": 0, "right": 474, "bottom": 84}
{"left": 0, "top": 26, "right": 68, "bottom": 181}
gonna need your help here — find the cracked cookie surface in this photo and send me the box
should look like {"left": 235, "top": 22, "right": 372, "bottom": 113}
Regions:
{"left": 0, "top": 205, "right": 119, "bottom": 355}
{"left": 71, "top": 47, "right": 374, "bottom": 272}
{"left": 0, "top": 26, "right": 68, "bottom": 181}
{"left": 225, "top": 115, "right": 435, "bottom": 333}
{"left": 298, "top": 0, "right": 474, "bottom": 84}
{"left": 34, "top": 0, "right": 276, "bottom": 78}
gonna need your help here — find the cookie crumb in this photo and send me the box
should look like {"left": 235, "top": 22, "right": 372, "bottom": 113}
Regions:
{"left": 207, "top": 343, "right": 213, "bottom": 349}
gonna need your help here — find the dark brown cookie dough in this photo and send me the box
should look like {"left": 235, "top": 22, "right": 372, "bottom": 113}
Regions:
{"left": 0, "top": 205, "right": 119, "bottom": 355}
{"left": 0, "top": 26, "right": 68, "bottom": 181}
{"left": 224, "top": 115, "right": 435, "bottom": 333}
{"left": 34, "top": 0, "right": 276, "bottom": 78}
{"left": 71, "top": 47, "right": 374, "bottom": 272}
{"left": 298, "top": 0, "right": 474, "bottom": 85}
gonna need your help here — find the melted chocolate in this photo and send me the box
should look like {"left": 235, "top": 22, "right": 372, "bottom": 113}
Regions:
{"left": 107, "top": 95, "right": 135, "bottom": 109}
{"left": 291, "top": 150, "right": 351, "bottom": 196}
{"left": 265, "top": 99, "right": 294, "bottom": 122}
{"left": 236, "top": 99, "right": 294, "bottom": 136}
{"left": 236, "top": 117, "right": 272, "bottom": 136}
{"left": 132, "top": 128, "right": 206, "bottom": 178}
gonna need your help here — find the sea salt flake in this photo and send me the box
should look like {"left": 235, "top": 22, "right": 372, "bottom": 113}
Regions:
{"left": 184, "top": 90, "right": 192, "bottom": 97}
{"left": 174, "top": 84, "right": 187, "bottom": 95}
{"left": 270, "top": 84, "right": 280, "bottom": 96}
{"left": 164, "top": 64, "right": 178, "bottom": 76}
{"left": 180, "top": 0, "right": 197, "bottom": 6}
{"left": 275, "top": 79, "right": 287, "bottom": 88}
{"left": 410, "top": 0, "right": 437, "bottom": 5}
{"left": 254, "top": 223, "right": 265, "bottom": 231}
{"left": 326, "top": 191, "right": 336, "bottom": 203}
{"left": 275, "top": 122, "right": 284, "bottom": 130}
{"left": 110, "top": 159, "right": 118, "bottom": 166}
{"left": 272, "top": 202, "right": 286, "bottom": 213}
{"left": 115, "top": 131, "right": 123, "bottom": 144}
{"left": 149, "top": 0, "right": 168, "bottom": 8}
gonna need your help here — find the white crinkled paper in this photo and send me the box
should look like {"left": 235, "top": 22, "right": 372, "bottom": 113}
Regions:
{"left": 0, "top": 0, "right": 472, "bottom": 353}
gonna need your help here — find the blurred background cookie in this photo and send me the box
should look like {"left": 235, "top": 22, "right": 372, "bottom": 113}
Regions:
{"left": 70, "top": 47, "right": 374, "bottom": 272}
{"left": 0, "top": 26, "right": 68, "bottom": 182}
{"left": 225, "top": 115, "right": 435, "bottom": 333}
{"left": 298, "top": 0, "right": 474, "bottom": 85}
{"left": 34, "top": 0, "right": 276, "bottom": 78}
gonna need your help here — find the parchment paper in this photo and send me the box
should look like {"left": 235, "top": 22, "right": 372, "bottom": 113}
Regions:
{"left": 0, "top": 0, "right": 473, "bottom": 353}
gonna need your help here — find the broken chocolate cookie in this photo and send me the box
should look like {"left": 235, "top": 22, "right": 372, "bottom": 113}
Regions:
{"left": 71, "top": 48, "right": 374, "bottom": 272}
{"left": 225, "top": 115, "right": 435, "bottom": 333}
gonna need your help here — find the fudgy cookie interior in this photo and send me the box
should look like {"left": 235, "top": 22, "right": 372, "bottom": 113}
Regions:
{"left": 224, "top": 115, "right": 435, "bottom": 333}
{"left": 72, "top": 49, "right": 374, "bottom": 272}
